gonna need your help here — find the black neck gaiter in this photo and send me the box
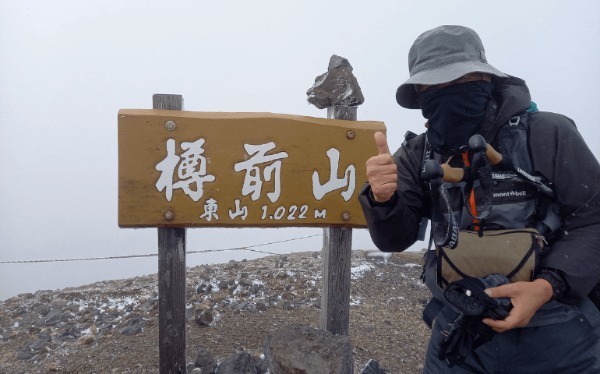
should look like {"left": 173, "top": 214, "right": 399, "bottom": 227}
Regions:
{"left": 419, "top": 81, "right": 494, "bottom": 156}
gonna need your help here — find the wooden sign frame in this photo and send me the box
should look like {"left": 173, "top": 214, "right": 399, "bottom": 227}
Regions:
{"left": 118, "top": 109, "right": 385, "bottom": 228}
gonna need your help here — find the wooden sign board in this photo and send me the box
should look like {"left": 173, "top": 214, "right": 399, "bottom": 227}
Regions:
{"left": 118, "top": 109, "right": 385, "bottom": 228}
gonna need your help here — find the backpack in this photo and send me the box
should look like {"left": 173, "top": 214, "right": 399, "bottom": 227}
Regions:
{"left": 419, "top": 110, "right": 560, "bottom": 291}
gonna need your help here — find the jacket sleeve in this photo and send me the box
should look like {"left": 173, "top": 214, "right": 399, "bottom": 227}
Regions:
{"left": 358, "top": 133, "right": 429, "bottom": 252}
{"left": 530, "top": 112, "right": 600, "bottom": 303}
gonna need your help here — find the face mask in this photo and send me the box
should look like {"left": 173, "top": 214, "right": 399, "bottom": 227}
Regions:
{"left": 419, "top": 81, "right": 493, "bottom": 156}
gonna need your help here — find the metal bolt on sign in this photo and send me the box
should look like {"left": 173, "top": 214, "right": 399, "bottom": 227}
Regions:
{"left": 164, "top": 210, "right": 175, "bottom": 221}
{"left": 165, "top": 120, "right": 176, "bottom": 131}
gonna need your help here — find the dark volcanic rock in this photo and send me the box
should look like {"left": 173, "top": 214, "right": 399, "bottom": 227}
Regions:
{"left": 361, "top": 358, "right": 387, "bottom": 373}
{"left": 194, "top": 346, "right": 217, "bottom": 373}
{"left": 307, "top": 54, "right": 365, "bottom": 109}
{"left": 264, "top": 324, "right": 353, "bottom": 374}
{"left": 215, "top": 351, "right": 259, "bottom": 374}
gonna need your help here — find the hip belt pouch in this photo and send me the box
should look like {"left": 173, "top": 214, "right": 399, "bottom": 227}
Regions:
{"left": 437, "top": 228, "right": 543, "bottom": 288}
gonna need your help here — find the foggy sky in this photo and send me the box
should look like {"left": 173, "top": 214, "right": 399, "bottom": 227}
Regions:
{"left": 1, "top": 1, "right": 598, "bottom": 299}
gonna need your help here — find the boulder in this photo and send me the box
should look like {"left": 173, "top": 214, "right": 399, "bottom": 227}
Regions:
{"left": 306, "top": 55, "right": 364, "bottom": 109}
{"left": 215, "top": 352, "right": 258, "bottom": 374}
{"left": 194, "top": 346, "right": 217, "bottom": 373}
{"left": 264, "top": 324, "right": 353, "bottom": 374}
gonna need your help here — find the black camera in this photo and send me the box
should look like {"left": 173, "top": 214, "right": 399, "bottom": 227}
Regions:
{"left": 438, "top": 274, "right": 513, "bottom": 367}
{"left": 444, "top": 274, "right": 512, "bottom": 319}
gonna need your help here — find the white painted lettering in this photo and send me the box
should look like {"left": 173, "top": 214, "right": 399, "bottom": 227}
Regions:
{"left": 312, "top": 148, "right": 356, "bottom": 201}
{"left": 234, "top": 142, "right": 289, "bottom": 203}
{"left": 155, "top": 138, "right": 216, "bottom": 202}
{"left": 314, "top": 209, "right": 327, "bottom": 219}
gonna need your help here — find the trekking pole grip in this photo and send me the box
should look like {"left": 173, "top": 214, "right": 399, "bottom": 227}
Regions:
{"left": 485, "top": 144, "right": 503, "bottom": 165}
{"left": 441, "top": 163, "right": 464, "bottom": 183}
{"left": 470, "top": 134, "right": 503, "bottom": 166}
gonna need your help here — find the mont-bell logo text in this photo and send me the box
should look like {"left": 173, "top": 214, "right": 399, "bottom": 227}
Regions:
{"left": 493, "top": 190, "right": 527, "bottom": 198}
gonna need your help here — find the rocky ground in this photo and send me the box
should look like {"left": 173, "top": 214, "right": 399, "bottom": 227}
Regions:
{"left": 0, "top": 249, "right": 431, "bottom": 373}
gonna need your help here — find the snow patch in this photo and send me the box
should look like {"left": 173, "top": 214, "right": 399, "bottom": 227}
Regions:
{"left": 350, "top": 296, "right": 364, "bottom": 306}
{"left": 351, "top": 263, "right": 374, "bottom": 279}
{"left": 366, "top": 251, "right": 393, "bottom": 263}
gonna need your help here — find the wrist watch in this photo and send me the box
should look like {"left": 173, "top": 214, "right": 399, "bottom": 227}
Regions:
{"left": 535, "top": 269, "right": 566, "bottom": 301}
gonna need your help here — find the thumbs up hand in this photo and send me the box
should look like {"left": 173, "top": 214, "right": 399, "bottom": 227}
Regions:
{"left": 366, "top": 132, "right": 398, "bottom": 203}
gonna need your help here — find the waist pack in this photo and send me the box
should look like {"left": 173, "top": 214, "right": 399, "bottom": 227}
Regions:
{"left": 437, "top": 228, "right": 544, "bottom": 288}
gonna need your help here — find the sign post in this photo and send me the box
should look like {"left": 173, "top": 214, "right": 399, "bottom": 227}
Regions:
{"left": 306, "top": 54, "right": 367, "bottom": 335}
{"left": 320, "top": 105, "right": 356, "bottom": 336}
{"left": 153, "top": 94, "right": 187, "bottom": 374}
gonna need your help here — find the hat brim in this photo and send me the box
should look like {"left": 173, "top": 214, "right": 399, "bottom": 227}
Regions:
{"left": 396, "top": 61, "right": 508, "bottom": 109}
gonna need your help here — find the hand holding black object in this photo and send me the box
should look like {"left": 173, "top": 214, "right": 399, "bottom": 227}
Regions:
{"left": 445, "top": 275, "right": 512, "bottom": 319}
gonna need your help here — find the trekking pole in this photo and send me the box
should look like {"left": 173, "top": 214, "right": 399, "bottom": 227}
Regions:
{"left": 423, "top": 159, "right": 459, "bottom": 249}
{"left": 439, "top": 135, "right": 553, "bottom": 200}
{"left": 440, "top": 134, "right": 493, "bottom": 183}
{"left": 478, "top": 135, "right": 556, "bottom": 199}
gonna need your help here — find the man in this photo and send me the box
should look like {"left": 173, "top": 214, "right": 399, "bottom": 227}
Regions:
{"left": 359, "top": 25, "right": 600, "bottom": 372}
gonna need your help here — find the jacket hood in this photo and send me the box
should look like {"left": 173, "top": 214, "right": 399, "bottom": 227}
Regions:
{"left": 481, "top": 76, "right": 532, "bottom": 142}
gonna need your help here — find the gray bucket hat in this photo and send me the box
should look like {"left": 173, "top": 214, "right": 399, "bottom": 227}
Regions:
{"left": 396, "top": 25, "right": 508, "bottom": 109}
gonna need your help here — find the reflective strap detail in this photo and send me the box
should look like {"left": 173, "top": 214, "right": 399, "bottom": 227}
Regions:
{"left": 462, "top": 151, "right": 481, "bottom": 232}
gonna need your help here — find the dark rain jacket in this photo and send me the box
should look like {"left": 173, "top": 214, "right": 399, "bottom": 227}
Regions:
{"left": 359, "top": 76, "right": 600, "bottom": 311}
